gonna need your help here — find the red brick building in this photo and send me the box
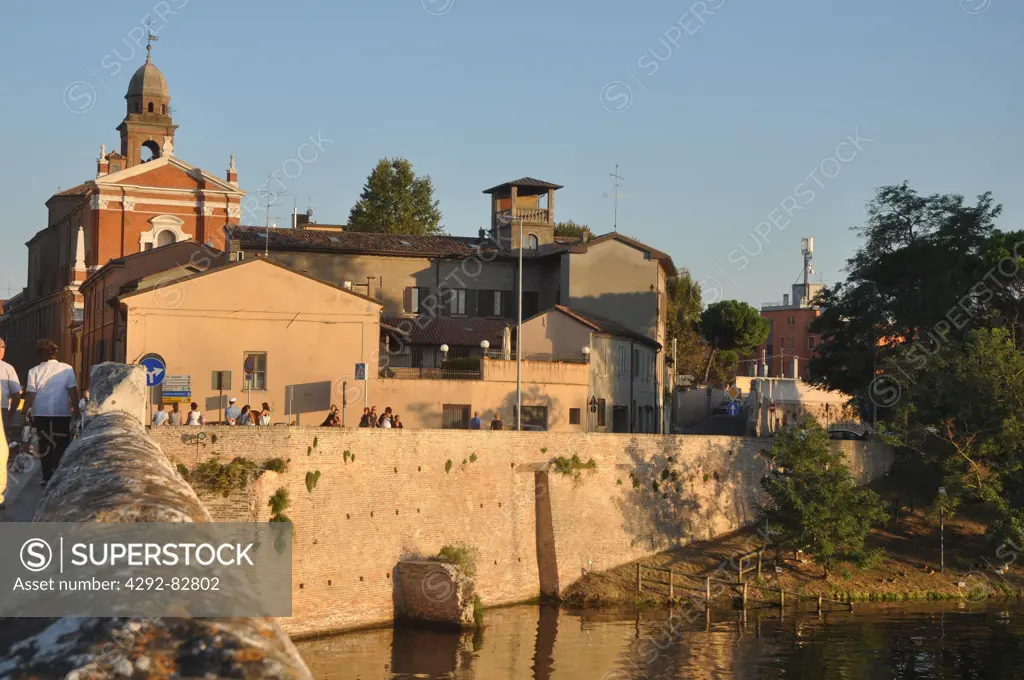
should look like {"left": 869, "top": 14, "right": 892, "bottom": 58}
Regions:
{"left": 0, "top": 46, "right": 245, "bottom": 377}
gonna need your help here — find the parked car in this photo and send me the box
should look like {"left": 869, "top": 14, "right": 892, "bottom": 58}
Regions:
{"left": 713, "top": 401, "right": 732, "bottom": 415}
{"left": 829, "top": 429, "right": 867, "bottom": 440}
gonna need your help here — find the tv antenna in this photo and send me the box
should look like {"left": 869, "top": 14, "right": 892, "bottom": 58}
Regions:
{"left": 604, "top": 164, "right": 631, "bottom": 231}
{"left": 260, "top": 175, "right": 293, "bottom": 255}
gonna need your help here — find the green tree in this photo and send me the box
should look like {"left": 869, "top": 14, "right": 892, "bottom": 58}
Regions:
{"left": 699, "top": 300, "right": 769, "bottom": 384}
{"left": 553, "top": 220, "right": 592, "bottom": 240}
{"left": 347, "top": 158, "right": 443, "bottom": 235}
{"left": 883, "top": 327, "right": 1024, "bottom": 547}
{"left": 760, "top": 416, "right": 889, "bottom": 576}
{"left": 808, "top": 182, "right": 1002, "bottom": 416}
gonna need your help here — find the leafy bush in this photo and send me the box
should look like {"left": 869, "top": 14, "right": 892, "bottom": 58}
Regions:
{"left": 263, "top": 458, "right": 289, "bottom": 473}
{"left": 433, "top": 542, "right": 479, "bottom": 579}
{"left": 268, "top": 488, "right": 291, "bottom": 516}
{"left": 552, "top": 454, "right": 598, "bottom": 485}
{"left": 187, "top": 457, "right": 260, "bottom": 497}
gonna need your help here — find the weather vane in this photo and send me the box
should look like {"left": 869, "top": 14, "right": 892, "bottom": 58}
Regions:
{"left": 146, "top": 20, "right": 159, "bottom": 60}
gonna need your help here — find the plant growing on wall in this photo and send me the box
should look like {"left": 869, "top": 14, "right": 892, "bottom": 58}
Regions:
{"left": 263, "top": 458, "right": 289, "bottom": 473}
{"left": 433, "top": 542, "right": 479, "bottom": 579}
{"left": 445, "top": 459, "right": 453, "bottom": 474}
{"left": 305, "top": 470, "right": 321, "bottom": 493}
{"left": 268, "top": 487, "right": 293, "bottom": 527}
{"left": 343, "top": 450, "right": 353, "bottom": 464}
{"left": 551, "top": 454, "right": 597, "bottom": 486}
{"left": 184, "top": 457, "right": 260, "bottom": 498}
{"left": 470, "top": 453, "right": 478, "bottom": 463}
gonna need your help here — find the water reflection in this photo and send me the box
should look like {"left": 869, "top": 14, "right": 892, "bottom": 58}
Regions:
{"left": 296, "top": 602, "right": 1024, "bottom": 679}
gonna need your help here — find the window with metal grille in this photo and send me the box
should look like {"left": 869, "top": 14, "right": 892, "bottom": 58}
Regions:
{"left": 243, "top": 352, "right": 267, "bottom": 391}
{"left": 442, "top": 404, "right": 471, "bottom": 429}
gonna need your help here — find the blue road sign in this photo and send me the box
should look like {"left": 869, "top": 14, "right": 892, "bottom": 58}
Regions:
{"left": 139, "top": 354, "right": 166, "bottom": 387}
{"left": 727, "top": 401, "right": 740, "bottom": 417}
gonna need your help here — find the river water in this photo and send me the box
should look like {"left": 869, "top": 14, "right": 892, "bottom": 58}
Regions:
{"left": 295, "top": 602, "right": 1024, "bottom": 679}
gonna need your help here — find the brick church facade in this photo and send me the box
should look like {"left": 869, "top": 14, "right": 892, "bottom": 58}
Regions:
{"left": 0, "top": 44, "right": 245, "bottom": 377}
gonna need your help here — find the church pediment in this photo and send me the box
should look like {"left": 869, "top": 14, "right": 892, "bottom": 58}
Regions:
{"left": 96, "top": 156, "right": 244, "bottom": 196}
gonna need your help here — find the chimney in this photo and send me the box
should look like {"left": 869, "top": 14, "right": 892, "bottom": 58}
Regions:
{"left": 227, "top": 154, "right": 238, "bottom": 186}
{"left": 96, "top": 144, "right": 109, "bottom": 178}
{"left": 783, "top": 293, "right": 789, "bottom": 306}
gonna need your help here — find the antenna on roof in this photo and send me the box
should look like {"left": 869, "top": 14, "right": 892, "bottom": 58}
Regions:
{"left": 604, "top": 164, "right": 630, "bottom": 232}
{"left": 260, "top": 174, "right": 293, "bottom": 255}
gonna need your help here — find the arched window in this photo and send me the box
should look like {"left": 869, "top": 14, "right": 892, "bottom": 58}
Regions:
{"left": 525, "top": 234, "right": 539, "bottom": 250}
{"left": 156, "top": 230, "right": 176, "bottom": 248}
{"left": 161, "top": 104, "right": 167, "bottom": 115}
{"left": 148, "top": 102, "right": 154, "bottom": 113}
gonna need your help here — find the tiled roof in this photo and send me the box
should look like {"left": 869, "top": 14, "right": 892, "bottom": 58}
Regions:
{"left": 381, "top": 315, "right": 509, "bottom": 348}
{"left": 52, "top": 183, "right": 91, "bottom": 197}
{"left": 228, "top": 226, "right": 504, "bottom": 258}
{"left": 482, "top": 177, "right": 564, "bottom": 195}
{"left": 553, "top": 235, "right": 583, "bottom": 244}
{"left": 546, "top": 305, "right": 660, "bottom": 348}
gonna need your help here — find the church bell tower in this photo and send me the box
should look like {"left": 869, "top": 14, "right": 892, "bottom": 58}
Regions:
{"left": 116, "top": 33, "right": 177, "bottom": 168}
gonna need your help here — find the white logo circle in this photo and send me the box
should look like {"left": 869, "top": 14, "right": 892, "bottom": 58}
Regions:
{"left": 21, "top": 538, "right": 53, "bottom": 572}
{"left": 600, "top": 80, "right": 634, "bottom": 114}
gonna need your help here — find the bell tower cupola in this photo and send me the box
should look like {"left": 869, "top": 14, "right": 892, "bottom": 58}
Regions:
{"left": 117, "top": 32, "right": 177, "bottom": 168}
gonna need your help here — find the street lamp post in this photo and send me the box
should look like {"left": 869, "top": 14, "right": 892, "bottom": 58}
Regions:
{"left": 498, "top": 212, "right": 525, "bottom": 431}
{"left": 938, "top": 486, "right": 946, "bottom": 572}
{"left": 582, "top": 345, "right": 591, "bottom": 432}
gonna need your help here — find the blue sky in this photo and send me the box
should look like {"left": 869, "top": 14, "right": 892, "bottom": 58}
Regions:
{"left": 1, "top": 0, "right": 1020, "bottom": 307}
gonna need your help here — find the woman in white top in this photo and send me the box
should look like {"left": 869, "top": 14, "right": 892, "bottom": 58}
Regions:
{"left": 186, "top": 402, "right": 204, "bottom": 426}
{"left": 22, "top": 339, "right": 79, "bottom": 486}
{"left": 258, "top": 402, "right": 272, "bottom": 426}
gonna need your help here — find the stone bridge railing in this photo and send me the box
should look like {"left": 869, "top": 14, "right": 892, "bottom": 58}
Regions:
{"left": 0, "top": 363, "right": 312, "bottom": 679}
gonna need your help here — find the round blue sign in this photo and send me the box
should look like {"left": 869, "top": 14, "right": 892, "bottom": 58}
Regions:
{"left": 139, "top": 354, "right": 166, "bottom": 387}
{"left": 727, "top": 401, "right": 739, "bottom": 417}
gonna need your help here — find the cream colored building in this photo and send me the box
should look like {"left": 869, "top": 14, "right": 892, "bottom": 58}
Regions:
{"left": 117, "top": 257, "right": 381, "bottom": 424}
{"left": 520, "top": 306, "right": 660, "bottom": 433}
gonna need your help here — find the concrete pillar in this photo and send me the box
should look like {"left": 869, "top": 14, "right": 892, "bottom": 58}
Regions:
{"left": 791, "top": 356, "right": 799, "bottom": 380}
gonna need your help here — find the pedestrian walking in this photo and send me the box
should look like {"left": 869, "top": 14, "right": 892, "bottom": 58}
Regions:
{"left": 490, "top": 412, "right": 503, "bottom": 430}
{"left": 259, "top": 402, "right": 272, "bottom": 426}
{"left": 22, "top": 339, "right": 80, "bottom": 487}
{"left": 393, "top": 415, "right": 404, "bottom": 429}
{"left": 369, "top": 406, "right": 379, "bottom": 428}
{"left": 358, "top": 407, "right": 371, "bottom": 427}
{"left": 186, "top": 402, "right": 204, "bottom": 426}
{"left": 225, "top": 397, "right": 241, "bottom": 425}
{"left": 168, "top": 402, "right": 182, "bottom": 426}
{"left": 78, "top": 389, "right": 89, "bottom": 414}
{"left": 152, "top": 403, "right": 169, "bottom": 426}
{"left": 0, "top": 338, "right": 22, "bottom": 435}
{"left": 378, "top": 407, "right": 393, "bottom": 428}
{"left": 469, "top": 411, "right": 482, "bottom": 430}
{"left": 321, "top": 405, "right": 341, "bottom": 427}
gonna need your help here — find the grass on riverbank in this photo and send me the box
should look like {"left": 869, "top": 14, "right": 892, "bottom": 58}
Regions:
{"left": 563, "top": 490, "right": 1023, "bottom": 607}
